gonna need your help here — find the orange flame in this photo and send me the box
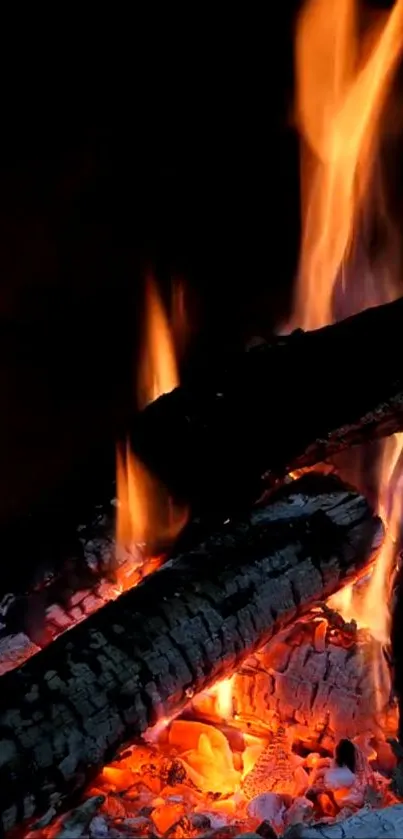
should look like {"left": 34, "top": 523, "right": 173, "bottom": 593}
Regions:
{"left": 116, "top": 274, "right": 188, "bottom": 581}
{"left": 291, "top": 0, "right": 403, "bottom": 332}
{"left": 137, "top": 275, "right": 180, "bottom": 411}
{"left": 290, "top": 0, "right": 403, "bottom": 643}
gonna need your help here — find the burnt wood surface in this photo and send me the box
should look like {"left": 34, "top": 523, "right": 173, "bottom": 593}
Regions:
{"left": 0, "top": 473, "right": 381, "bottom": 833}
{"left": 232, "top": 612, "right": 394, "bottom": 748}
{"left": 130, "top": 296, "right": 403, "bottom": 519}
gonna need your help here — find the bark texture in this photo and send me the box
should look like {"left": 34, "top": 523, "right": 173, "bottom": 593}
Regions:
{"left": 0, "top": 473, "right": 381, "bottom": 833}
{"left": 130, "top": 296, "right": 403, "bottom": 518}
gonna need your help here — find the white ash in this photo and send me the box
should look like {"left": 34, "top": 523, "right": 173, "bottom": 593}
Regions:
{"left": 323, "top": 766, "right": 356, "bottom": 790}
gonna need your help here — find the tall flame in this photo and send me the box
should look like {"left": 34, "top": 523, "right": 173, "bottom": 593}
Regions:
{"left": 290, "top": 0, "right": 403, "bottom": 642}
{"left": 291, "top": 0, "right": 403, "bottom": 332}
{"left": 116, "top": 275, "right": 187, "bottom": 572}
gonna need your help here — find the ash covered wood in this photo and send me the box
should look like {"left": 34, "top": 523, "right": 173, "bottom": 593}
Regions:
{"left": 130, "top": 296, "right": 403, "bottom": 518}
{"left": 0, "top": 473, "right": 381, "bottom": 833}
{"left": 234, "top": 608, "right": 396, "bottom": 750}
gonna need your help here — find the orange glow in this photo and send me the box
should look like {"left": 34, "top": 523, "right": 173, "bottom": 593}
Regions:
{"left": 138, "top": 274, "right": 179, "bottom": 411}
{"left": 59, "top": 609, "right": 398, "bottom": 837}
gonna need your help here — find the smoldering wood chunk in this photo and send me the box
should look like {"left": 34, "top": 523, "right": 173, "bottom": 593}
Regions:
{"left": 0, "top": 473, "right": 381, "bottom": 833}
{"left": 234, "top": 609, "right": 396, "bottom": 749}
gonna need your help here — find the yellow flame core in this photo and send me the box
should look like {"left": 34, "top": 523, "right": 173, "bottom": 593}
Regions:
{"left": 290, "top": 0, "right": 403, "bottom": 643}
{"left": 209, "top": 677, "right": 235, "bottom": 719}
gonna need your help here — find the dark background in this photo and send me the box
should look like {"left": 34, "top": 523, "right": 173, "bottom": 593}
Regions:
{"left": 1, "top": 1, "right": 398, "bottom": 526}
{"left": 0, "top": 10, "right": 301, "bottom": 525}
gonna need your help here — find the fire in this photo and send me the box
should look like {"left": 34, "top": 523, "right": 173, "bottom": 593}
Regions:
{"left": 137, "top": 274, "right": 179, "bottom": 411}
{"left": 291, "top": 0, "right": 403, "bottom": 331}
{"left": 290, "top": 0, "right": 403, "bottom": 643}
{"left": 208, "top": 677, "right": 235, "bottom": 719}
{"left": 17, "top": 8, "right": 403, "bottom": 837}
{"left": 116, "top": 274, "right": 188, "bottom": 584}
{"left": 330, "top": 433, "right": 403, "bottom": 640}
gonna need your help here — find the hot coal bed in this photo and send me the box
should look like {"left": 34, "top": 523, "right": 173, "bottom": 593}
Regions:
{"left": 4, "top": 304, "right": 403, "bottom": 839}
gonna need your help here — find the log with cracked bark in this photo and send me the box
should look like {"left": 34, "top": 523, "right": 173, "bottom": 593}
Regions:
{"left": 232, "top": 609, "right": 396, "bottom": 751}
{"left": 0, "top": 473, "right": 381, "bottom": 833}
{"left": 130, "top": 296, "right": 403, "bottom": 518}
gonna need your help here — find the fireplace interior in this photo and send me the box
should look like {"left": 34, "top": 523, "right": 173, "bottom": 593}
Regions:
{"left": 4, "top": 1, "right": 403, "bottom": 838}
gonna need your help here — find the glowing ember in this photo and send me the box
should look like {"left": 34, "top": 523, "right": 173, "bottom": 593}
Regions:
{"left": 34, "top": 609, "right": 398, "bottom": 838}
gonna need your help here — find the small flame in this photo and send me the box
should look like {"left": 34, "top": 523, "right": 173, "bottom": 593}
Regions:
{"left": 116, "top": 273, "right": 187, "bottom": 581}
{"left": 290, "top": 0, "right": 403, "bottom": 646}
{"left": 137, "top": 274, "right": 179, "bottom": 410}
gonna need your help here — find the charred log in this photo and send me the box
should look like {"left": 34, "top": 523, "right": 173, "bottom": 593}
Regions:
{"left": 130, "top": 296, "right": 403, "bottom": 519}
{"left": 0, "top": 473, "right": 381, "bottom": 833}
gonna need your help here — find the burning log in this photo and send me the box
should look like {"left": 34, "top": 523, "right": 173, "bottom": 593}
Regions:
{"left": 130, "top": 296, "right": 403, "bottom": 517}
{"left": 0, "top": 473, "right": 380, "bottom": 833}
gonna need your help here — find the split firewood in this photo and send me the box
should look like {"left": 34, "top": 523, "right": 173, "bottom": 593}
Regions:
{"left": 234, "top": 610, "right": 396, "bottom": 751}
{"left": 0, "top": 473, "right": 381, "bottom": 833}
{"left": 130, "top": 296, "right": 403, "bottom": 518}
